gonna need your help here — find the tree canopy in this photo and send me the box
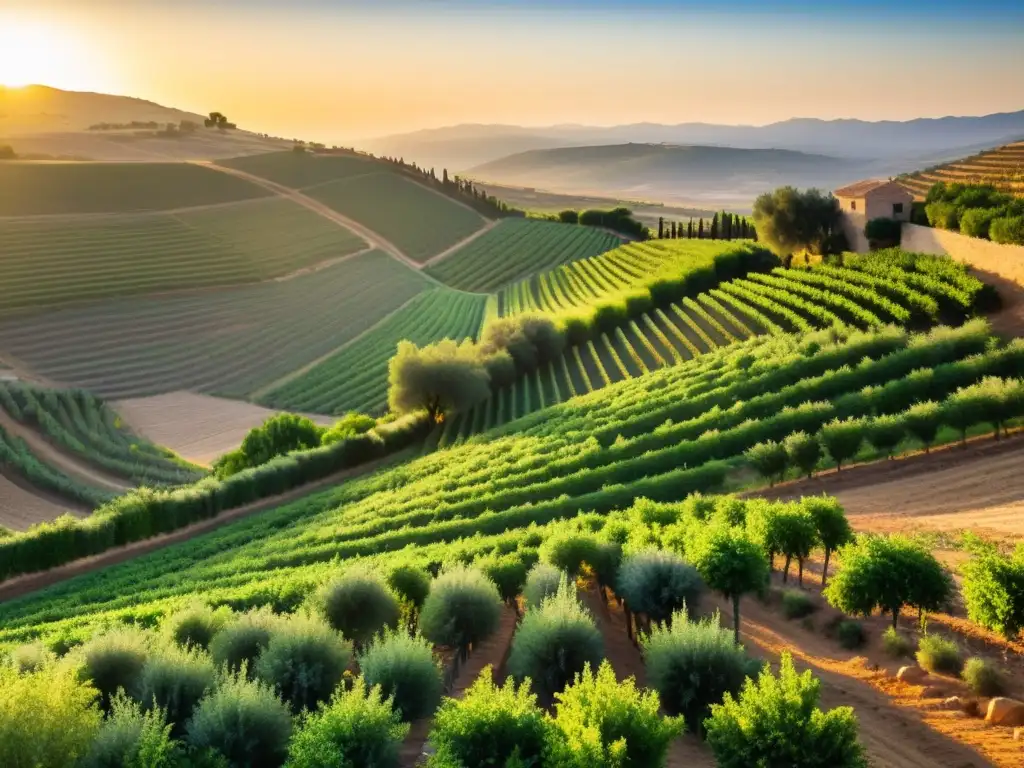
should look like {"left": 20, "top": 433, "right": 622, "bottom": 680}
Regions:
{"left": 387, "top": 339, "right": 491, "bottom": 423}
{"left": 752, "top": 187, "right": 846, "bottom": 258}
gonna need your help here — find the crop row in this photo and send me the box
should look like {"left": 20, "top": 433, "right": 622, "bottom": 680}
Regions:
{"left": 0, "top": 319, "right": 1007, "bottom": 643}
{"left": 0, "top": 382, "right": 205, "bottom": 486}
{"left": 0, "top": 250, "right": 431, "bottom": 399}
{"left": 424, "top": 218, "right": 620, "bottom": 291}
{"left": 0, "top": 424, "right": 113, "bottom": 509}
{"left": 259, "top": 289, "right": 488, "bottom": 415}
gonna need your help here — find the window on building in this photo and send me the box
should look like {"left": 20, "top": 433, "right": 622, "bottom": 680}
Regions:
{"left": 851, "top": 200, "right": 857, "bottom": 211}
{"left": 893, "top": 203, "right": 904, "bottom": 215}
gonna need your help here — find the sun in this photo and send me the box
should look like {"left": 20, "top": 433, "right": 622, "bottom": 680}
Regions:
{"left": 0, "top": 16, "right": 89, "bottom": 89}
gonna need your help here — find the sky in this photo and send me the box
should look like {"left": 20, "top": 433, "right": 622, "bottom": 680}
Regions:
{"left": 1, "top": 0, "right": 1023, "bottom": 142}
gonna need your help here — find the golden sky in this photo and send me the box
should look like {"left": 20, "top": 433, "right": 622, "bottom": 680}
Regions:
{"left": 2, "top": 1, "right": 1023, "bottom": 142}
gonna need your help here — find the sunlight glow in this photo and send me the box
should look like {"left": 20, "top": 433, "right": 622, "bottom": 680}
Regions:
{"left": 0, "top": 15, "right": 90, "bottom": 89}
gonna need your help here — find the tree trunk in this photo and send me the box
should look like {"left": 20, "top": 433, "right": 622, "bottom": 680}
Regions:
{"left": 783, "top": 555, "right": 792, "bottom": 583}
{"left": 733, "top": 594, "right": 741, "bottom": 646}
{"left": 798, "top": 558, "right": 804, "bottom": 587}
{"left": 892, "top": 606, "right": 900, "bottom": 630}
{"left": 822, "top": 548, "right": 831, "bottom": 588}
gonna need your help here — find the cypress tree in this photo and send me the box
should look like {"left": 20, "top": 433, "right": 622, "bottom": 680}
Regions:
{"left": 671, "top": 221, "right": 677, "bottom": 238}
{"left": 710, "top": 213, "right": 719, "bottom": 239}
{"left": 687, "top": 218, "right": 694, "bottom": 239}
{"left": 658, "top": 217, "right": 665, "bottom": 239}
{"left": 698, "top": 218, "right": 704, "bottom": 238}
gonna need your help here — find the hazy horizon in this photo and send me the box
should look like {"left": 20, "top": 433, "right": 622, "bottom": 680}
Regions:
{"left": 2, "top": 0, "right": 1023, "bottom": 144}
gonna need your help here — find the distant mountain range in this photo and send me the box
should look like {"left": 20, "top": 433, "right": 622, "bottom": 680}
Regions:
{"left": 363, "top": 111, "right": 1024, "bottom": 173}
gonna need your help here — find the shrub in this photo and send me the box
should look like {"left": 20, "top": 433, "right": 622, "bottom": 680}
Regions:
{"left": 616, "top": 549, "right": 703, "bottom": 623}
{"left": 903, "top": 401, "right": 942, "bottom": 452}
{"left": 961, "top": 657, "right": 1004, "bottom": 696}
{"left": 186, "top": 672, "right": 293, "bottom": 768}
{"left": 255, "top": 614, "right": 352, "bottom": 713}
{"left": 824, "top": 534, "right": 952, "bottom": 629}
{"left": 209, "top": 607, "right": 279, "bottom": 675}
{"left": 358, "top": 630, "right": 442, "bottom": 722}
{"left": 539, "top": 532, "right": 600, "bottom": 577}
{"left": 507, "top": 577, "right": 603, "bottom": 702}
{"left": 479, "top": 553, "right": 529, "bottom": 606}
{"left": 386, "top": 564, "right": 432, "bottom": 609}
{"left": 802, "top": 495, "right": 853, "bottom": 587}
{"left": 925, "top": 201, "right": 958, "bottom": 230}
{"left": 867, "top": 413, "right": 904, "bottom": 458}
{"left": 166, "top": 602, "right": 230, "bottom": 651}
{"left": 835, "top": 619, "right": 867, "bottom": 650}
{"left": 10, "top": 642, "right": 51, "bottom": 673}
{"left": 916, "top": 635, "right": 963, "bottom": 675}
{"left": 781, "top": 590, "right": 817, "bottom": 620}
{"left": 80, "top": 627, "right": 150, "bottom": 711}
{"left": 548, "top": 660, "right": 683, "bottom": 767}
{"left": 388, "top": 339, "right": 491, "bottom": 422}
{"left": 785, "top": 431, "right": 822, "bottom": 479}
{"left": 523, "top": 562, "right": 566, "bottom": 610}
{"left": 881, "top": 627, "right": 913, "bottom": 658}
{"left": 990, "top": 215, "right": 1024, "bottom": 245}
{"left": 215, "top": 412, "right": 324, "bottom": 477}
{"left": 137, "top": 644, "right": 217, "bottom": 733}
{"left": 0, "top": 663, "right": 102, "bottom": 768}
{"left": 745, "top": 440, "right": 788, "bottom": 486}
{"left": 419, "top": 566, "right": 502, "bottom": 652}
{"left": 820, "top": 417, "right": 866, "bottom": 471}
{"left": 320, "top": 412, "right": 376, "bottom": 446}
{"left": 642, "top": 610, "right": 756, "bottom": 732}
{"left": 319, "top": 569, "right": 400, "bottom": 647}
{"left": 961, "top": 546, "right": 1024, "bottom": 639}
{"left": 864, "top": 217, "right": 902, "bottom": 249}
{"left": 689, "top": 526, "right": 769, "bottom": 644}
{"left": 959, "top": 208, "right": 998, "bottom": 239}
{"left": 427, "top": 667, "right": 551, "bottom": 768}
{"left": 80, "top": 693, "right": 179, "bottom": 768}
{"left": 285, "top": 678, "right": 408, "bottom": 768}
{"left": 705, "top": 653, "right": 867, "bottom": 768}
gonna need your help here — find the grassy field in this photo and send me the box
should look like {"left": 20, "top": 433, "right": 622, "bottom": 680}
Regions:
{"left": 424, "top": 218, "right": 621, "bottom": 291}
{"left": 497, "top": 239, "right": 758, "bottom": 317}
{"left": 0, "top": 197, "right": 367, "bottom": 313}
{"left": 0, "top": 250, "right": 431, "bottom": 399}
{"left": 900, "top": 140, "right": 1024, "bottom": 200}
{"left": 217, "top": 151, "right": 381, "bottom": 189}
{"left": 259, "top": 288, "right": 488, "bottom": 416}
{"left": 0, "top": 162, "right": 269, "bottom": 215}
{"left": 444, "top": 254, "right": 987, "bottom": 442}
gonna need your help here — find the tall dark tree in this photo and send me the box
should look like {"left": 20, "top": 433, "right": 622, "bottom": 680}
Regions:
{"left": 710, "top": 213, "right": 719, "bottom": 240}
{"left": 671, "top": 221, "right": 678, "bottom": 238}
{"left": 658, "top": 217, "right": 665, "bottom": 239}
{"left": 442, "top": 169, "right": 449, "bottom": 185}
{"left": 698, "top": 218, "right": 704, "bottom": 238}
{"left": 687, "top": 219, "right": 694, "bottom": 239}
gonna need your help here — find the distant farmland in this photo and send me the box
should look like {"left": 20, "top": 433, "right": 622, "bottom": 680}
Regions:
{"left": 900, "top": 140, "right": 1024, "bottom": 200}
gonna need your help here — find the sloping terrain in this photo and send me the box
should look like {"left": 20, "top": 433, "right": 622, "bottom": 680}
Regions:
{"left": 900, "top": 140, "right": 1024, "bottom": 200}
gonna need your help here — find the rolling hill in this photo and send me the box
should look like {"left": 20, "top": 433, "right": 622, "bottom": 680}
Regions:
{"left": 468, "top": 143, "right": 860, "bottom": 206}
{"left": 899, "top": 139, "right": 1024, "bottom": 200}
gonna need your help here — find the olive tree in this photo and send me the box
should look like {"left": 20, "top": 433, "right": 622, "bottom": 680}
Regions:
{"left": 775, "top": 508, "right": 819, "bottom": 587}
{"left": 785, "top": 431, "right": 822, "bottom": 479}
{"left": 819, "top": 418, "right": 866, "bottom": 471}
{"left": 902, "top": 401, "right": 942, "bottom": 452}
{"left": 745, "top": 440, "right": 788, "bottom": 487}
{"left": 961, "top": 544, "right": 1024, "bottom": 639}
{"left": 823, "top": 535, "right": 952, "bottom": 629}
{"left": 801, "top": 496, "right": 853, "bottom": 587}
{"left": 689, "top": 526, "right": 770, "bottom": 645}
{"left": 387, "top": 339, "right": 491, "bottom": 423}
{"left": 751, "top": 187, "right": 846, "bottom": 258}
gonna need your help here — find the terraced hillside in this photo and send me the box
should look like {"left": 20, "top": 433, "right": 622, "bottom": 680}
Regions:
{"left": 496, "top": 239, "right": 760, "bottom": 317}
{"left": 258, "top": 288, "right": 488, "bottom": 416}
{"left": 0, "top": 161, "right": 269, "bottom": 215}
{"left": 424, "top": 218, "right": 621, "bottom": 291}
{"left": 0, "top": 197, "right": 368, "bottom": 312}
{"left": 0, "top": 250, "right": 431, "bottom": 399}
{"left": 220, "top": 151, "right": 487, "bottom": 261}
{"left": 442, "top": 252, "right": 990, "bottom": 443}
{"left": 900, "top": 140, "right": 1024, "bottom": 200}
{"left": 0, "top": 318, "right": 1014, "bottom": 648}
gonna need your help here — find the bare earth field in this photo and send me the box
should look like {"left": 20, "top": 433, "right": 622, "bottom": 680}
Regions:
{"left": 3, "top": 130, "right": 290, "bottom": 162}
{"left": 0, "top": 472, "right": 79, "bottom": 531}
{"left": 114, "top": 392, "right": 334, "bottom": 466}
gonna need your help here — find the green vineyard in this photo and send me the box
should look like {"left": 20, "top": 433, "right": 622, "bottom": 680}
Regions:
{"left": 424, "top": 218, "right": 621, "bottom": 291}
{"left": 218, "top": 151, "right": 383, "bottom": 189}
{"left": 496, "top": 239, "right": 764, "bottom": 317}
{"left": 0, "top": 197, "right": 367, "bottom": 312}
{"left": 0, "top": 250, "right": 431, "bottom": 399}
{"left": 0, "top": 162, "right": 269, "bottom": 216}
{"left": 0, "top": 316, "right": 1016, "bottom": 648}
{"left": 442, "top": 252, "right": 990, "bottom": 443}
{"left": 0, "top": 382, "right": 205, "bottom": 487}
{"left": 259, "top": 288, "right": 489, "bottom": 415}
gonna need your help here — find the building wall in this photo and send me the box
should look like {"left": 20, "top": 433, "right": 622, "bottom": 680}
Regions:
{"left": 839, "top": 211, "right": 870, "bottom": 253}
{"left": 901, "top": 224, "right": 1024, "bottom": 287}
{"left": 836, "top": 195, "right": 862, "bottom": 216}
{"left": 864, "top": 187, "right": 913, "bottom": 222}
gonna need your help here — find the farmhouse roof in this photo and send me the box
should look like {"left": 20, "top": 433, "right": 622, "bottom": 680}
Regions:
{"left": 833, "top": 179, "right": 912, "bottom": 199}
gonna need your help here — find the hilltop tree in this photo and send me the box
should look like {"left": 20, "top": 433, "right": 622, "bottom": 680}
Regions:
{"left": 388, "top": 339, "right": 491, "bottom": 423}
{"left": 752, "top": 186, "right": 846, "bottom": 258}
{"left": 204, "top": 112, "right": 235, "bottom": 130}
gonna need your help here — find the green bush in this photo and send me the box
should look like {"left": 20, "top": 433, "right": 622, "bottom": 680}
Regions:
{"left": 209, "top": 607, "right": 279, "bottom": 675}
{"left": 903, "top": 400, "right": 942, "bottom": 452}
{"left": 539, "top": 532, "right": 600, "bottom": 577}
{"left": 961, "top": 657, "right": 1004, "bottom": 696}
{"left": 705, "top": 653, "right": 867, "bottom": 767}
{"left": 745, "top": 440, "right": 788, "bottom": 486}
{"left": 990, "top": 215, "right": 1024, "bottom": 245}
{"left": 781, "top": 590, "right": 817, "bottom": 620}
{"left": 10, "top": 642, "right": 51, "bottom": 674}
{"left": 215, "top": 412, "right": 324, "bottom": 478}
{"left": 785, "top": 431, "right": 822, "bottom": 479}
{"left": 642, "top": 610, "right": 755, "bottom": 731}
{"left": 616, "top": 550, "right": 703, "bottom": 623}
{"left": 916, "top": 635, "right": 963, "bottom": 675}
{"left": 319, "top": 569, "right": 400, "bottom": 647}
{"left": 881, "top": 627, "right": 912, "bottom": 658}
{"left": 419, "top": 566, "right": 502, "bottom": 651}
{"left": 255, "top": 614, "right": 352, "bottom": 713}
{"left": 925, "top": 201, "right": 958, "bottom": 230}
{"left": 137, "top": 644, "right": 216, "bottom": 733}
{"left": 358, "top": 630, "right": 442, "bottom": 722}
{"left": 523, "top": 562, "right": 566, "bottom": 610}
{"left": 836, "top": 619, "right": 867, "bottom": 650}
{"left": 961, "top": 546, "right": 1024, "bottom": 639}
{"left": 689, "top": 526, "right": 770, "bottom": 644}
{"left": 80, "top": 627, "right": 150, "bottom": 711}
{"left": 819, "top": 417, "right": 866, "bottom": 471}
{"left": 507, "top": 577, "right": 603, "bottom": 702}
{"left": 186, "top": 672, "right": 293, "bottom": 768}
{"left": 386, "top": 564, "right": 432, "bottom": 609}
{"left": 80, "top": 693, "right": 179, "bottom": 768}
{"left": 166, "top": 602, "right": 230, "bottom": 651}
{"left": 959, "top": 208, "right": 999, "bottom": 239}
{"left": 548, "top": 660, "right": 683, "bottom": 767}
{"left": 427, "top": 668, "right": 551, "bottom": 768}
{"left": 864, "top": 217, "right": 902, "bottom": 249}
{"left": 479, "top": 553, "right": 529, "bottom": 605}
{"left": 320, "top": 412, "right": 376, "bottom": 446}
{"left": 285, "top": 677, "right": 408, "bottom": 768}
{"left": 0, "top": 663, "right": 102, "bottom": 768}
